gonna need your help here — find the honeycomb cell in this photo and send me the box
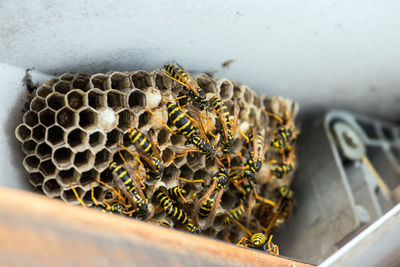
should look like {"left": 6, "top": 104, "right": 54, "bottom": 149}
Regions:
{"left": 54, "top": 81, "right": 70, "bottom": 94}
{"left": 205, "top": 158, "right": 217, "bottom": 170}
{"left": 253, "top": 94, "right": 261, "bottom": 107}
{"left": 67, "top": 90, "right": 87, "bottom": 110}
{"left": 23, "top": 155, "right": 40, "bottom": 172}
{"left": 162, "top": 164, "right": 179, "bottom": 183}
{"left": 107, "top": 90, "right": 124, "bottom": 111}
{"left": 144, "top": 88, "right": 162, "bottom": 109}
{"left": 173, "top": 154, "right": 185, "bottom": 167}
{"left": 131, "top": 71, "right": 152, "bottom": 89}
{"left": 22, "top": 140, "right": 37, "bottom": 155}
{"left": 74, "top": 150, "right": 94, "bottom": 171}
{"left": 180, "top": 164, "right": 194, "bottom": 180}
{"left": 161, "top": 148, "right": 174, "bottom": 163}
{"left": 29, "top": 172, "right": 45, "bottom": 186}
{"left": 95, "top": 148, "right": 111, "bottom": 169}
{"left": 262, "top": 96, "right": 272, "bottom": 109}
{"left": 193, "top": 169, "right": 208, "bottom": 181}
{"left": 138, "top": 110, "right": 151, "bottom": 128}
{"left": 196, "top": 75, "right": 217, "bottom": 94}
{"left": 39, "top": 159, "right": 56, "bottom": 176}
{"left": 39, "top": 108, "right": 55, "bottom": 127}
{"left": 171, "top": 135, "right": 186, "bottom": 145}
{"left": 154, "top": 72, "right": 170, "bottom": 91}
{"left": 83, "top": 186, "right": 101, "bottom": 204}
{"left": 148, "top": 108, "right": 167, "bottom": 130}
{"left": 36, "top": 142, "right": 52, "bottom": 159}
{"left": 56, "top": 107, "right": 77, "bottom": 129}
{"left": 111, "top": 72, "right": 131, "bottom": 91}
{"left": 233, "top": 85, "right": 243, "bottom": 98}
{"left": 67, "top": 128, "right": 88, "bottom": 150}
{"left": 79, "top": 108, "right": 98, "bottom": 130}
{"left": 106, "top": 129, "right": 122, "bottom": 147}
{"left": 248, "top": 108, "right": 256, "bottom": 124}
{"left": 53, "top": 147, "right": 73, "bottom": 169}
{"left": 30, "top": 97, "right": 46, "bottom": 112}
{"left": 243, "top": 86, "right": 253, "bottom": 104}
{"left": 72, "top": 73, "right": 91, "bottom": 92}
{"left": 90, "top": 74, "right": 111, "bottom": 91}
{"left": 88, "top": 89, "right": 106, "bottom": 110}
{"left": 88, "top": 131, "right": 106, "bottom": 149}
{"left": 46, "top": 92, "right": 66, "bottom": 111}
{"left": 61, "top": 187, "right": 84, "bottom": 203}
{"left": 97, "top": 107, "right": 119, "bottom": 133}
{"left": 23, "top": 111, "right": 39, "bottom": 127}
{"left": 117, "top": 109, "right": 133, "bottom": 132}
{"left": 32, "top": 125, "right": 46, "bottom": 142}
{"left": 127, "top": 89, "right": 146, "bottom": 112}
{"left": 80, "top": 169, "right": 99, "bottom": 187}
{"left": 56, "top": 167, "right": 79, "bottom": 186}
{"left": 100, "top": 168, "right": 113, "bottom": 183}
{"left": 218, "top": 79, "right": 233, "bottom": 100}
{"left": 157, "top": 128, "right": 170, "bottom": 146}
{"left": 47, "top": 125, "right": 65, "bottom": 146}
{"left": 187, "top": 153, "right": 205, "bottom": 170}
{"left": 15, "top": 124, "right": 31, "bottom": 142}
{"left": 37, "top": 85, "right": 53, "bottom": 98}
{"left": 43, "top": 179, "right": 61, "bottom": 197}
{"left": 59, "top": 73, "right": 74, "bottom": 81}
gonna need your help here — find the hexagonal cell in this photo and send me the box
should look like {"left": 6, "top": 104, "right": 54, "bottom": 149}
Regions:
{"left": 248, "top": 108, "right": 256, "bottom": 124}
{"left": 29, "top": 172, "right": 45, "bottom": 186}
{"left": 107, "top": 90, "right": 124, "bottom": 111}
{"left": 171, "top": 135, "right": 186, "bottom": 146}
{"left": 187, "top": 153, "right": 206, "bottom": 170}
{"left": 43, "top": 179, "right": 61, "bottom": 197}
{"left": 30, "top": 96, "right": 46, "bottom": 112}
{"left": 180, "top": 164, "right": 194, "bottom": 180}
{"left": 161, "top": 148, "right": 174, "bottom": 163}
{"left": 205, "top": 158, "right": 217, "bottom": 170}
{"left": 117, "top": 109, "right": 133, "bottom": 132}
{"left": 138, "top": 110, "right": 151, "bottom": 128}
{"left": 218, "top": 79, "right": 233, "bottom": 100}
{"left": 67, "top": 128, "right": 88, "bottom": 150}
{"left": 80, "top": 169, "right": 99, "bottom": 187}
{"left": 193, "top": 169, "right": 208, "bottom": 181}
{"left": 61, "top": 187, "right": 84, "bottom": 203}
{"left": 262, "top": 96, "right": 272, "bottom": 109}
{"left": 23, "top": 111, "right": 39, "bottom": 127}
{"left": 233, "top": 85, "right": 243, "bottom": 98}
{"left": 100, "top": 168, "right": 113, "bottom": 183}
{"left": 32, "top": 125, "right": 46, "bottom": 142}
{"left": 47, "top": 125, "right": 65, "bottom": 146}
{"left": 88, "top": 89, "right": 106, "bottom": 110}
{"left": 78, "top": 108, "right": 98, "bottom": 130}
{"left": 106, "top": 129, "right": 122, "bottom": 147}
{"left": 67, "top": 90, "right": 87, "bottom": 110}
{"left": 15, "top": 124, "right": 31, "bottom": 142}
{"left": 72, "top": 73, "right": 91, "bottom": 92}
{"left": 131, "top": 71, "right": 151, "bottom": 89}
{"left": 39, "top": 159, "right": 56, "bottom": 176}
{"left": 54, "top": 81, "right": 70, "bottom": 94}
{"left": 90, "top": 74, "right": 111, "bottom": 91}
{"left": 36, "top": 142, "right": 52, "bottom": 159}
{"left": 243, "top": 86, "right": 253, "bottom": 104}
{"left": 95, "top": 148, "right": 111, "bottom": 169}
{"left": 59, "top": 73, "right": 74, "bottom": 81}
{"left": 36, "top": 85, "right": 53, "bottom": 98}
{"left": 23, "top": 155, "right": 40, "bottom": 172}
{"left": 162, "top": 164, "right": 179, "bottom": 183}
{"left": 38, "top": 108, "right": 55, "bottom": 127}
{"left": 157, "top": 128, "right": 171, "bottom": 146}
{"left": 196, "top": 75, "right": 217, "bottom": 94}
{"left": 56, "top": 107, "right": 77, "bottom": 129}
{"left": 74, "top": 150, "right": 94, "bottom": 170}
{"left": 253, "top": 94, "right": 261, "bottom": 107}
{"left": 111, "top": 72, "right": 131, "bottom": 91}
{"left": 88, "top": 131, "right": 106, "bottom": 149}
{"left": 22, "top": 139, "right": 37, "bottom": 155}
{"left": 173, "top": 154, "right": 185, "bottom": 167}
{"left": 56, "top": 167, "right": 79, "bottom": 186}
{"left": 53, "top": 147, "right": 73, "bottom": 169}
{"left": 127, "top": 89, "right": 146, "bottom": 112}
{"left": 154, "top": 73, "right": 170, "bottom": 91}
{"left": 47, "top": 92, "right": 66, "bottom": 111}
{"left": 82, "top": 185, "right": 102, "bottom": 205}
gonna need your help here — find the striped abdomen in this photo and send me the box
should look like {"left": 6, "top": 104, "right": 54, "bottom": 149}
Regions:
{"left": 154, "top": 190, "right": 189, "bottom": 225}
{"left": 224, "top": 204, "right": 245, "bottom": 225}
{"left": 128, "top": 128, "right": 153, "bottom": 156}
{"left": 271, "top": 163, "right": 294, "bottom": 179}
{"left": 164, "top": 64, "right": 189, "bottom": 84}
{"left": 168, "top": 186, "right": 186, "bottom": 201}
{"left": 211, "top": 97, "right": 231, "bottom": 127}
{"left": 166, "top": 101, "right": 195, "bottom": 138}
{"left": 241, "top": 157, "right": 262, "bottom": 182}
{"left": 211, "top": 168, "right": 228, "bottom": 193}
{"left": 190, "top": 136, "right": 216, "bottom": 160}
{"left": 251, "top": 233, "right": 267, "bottom": 248}
{"left": 198, "top": 196, "right": 214, "bottom": 218}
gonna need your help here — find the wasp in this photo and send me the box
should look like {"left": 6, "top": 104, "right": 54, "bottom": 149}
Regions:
{"left": 270, "top": 162, "right": 294, "bottom": 179}
{"left": 125, "top": 128, "right": 164, "bottom": 181}
{"left": 223, "top": 203, "right": 245, "bottom": 225}
{"left": 109, "top": 161, "right": 150, "bottom": 220}
{"left": 168, "top": 186, "right": 187, "bottom": 202}
{"left": 162, "top": 63, "right": 210, "bottom": 110}
{"left": 239, "top": 128, "right": 264, "bottom": 183}
{"left": 154, "top": 189, "right": 199, "bottom": 233}
{"left": 211, "top": 97, "right": 240, "bottom": 154}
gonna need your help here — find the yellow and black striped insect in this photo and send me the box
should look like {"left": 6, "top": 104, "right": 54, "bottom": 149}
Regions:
{"left": 165, "top": 100, "right": 216, "bottom": 160}
{"left": 126, "top": 128, "right": 164, "bottom": 181}
{"left": 198, "top": 195, "right": 215, "bottom": 219}
{"left": 162, "top": 64, "right": 210, "bottom": 110}
{"left": 223, "top": 203, "right": 245, "bottom": 225}
{"left": 168, "top": 186, "right": 187, "bottom": 202}
{"left": 270, "top": 162, "right": 294, "bottom": 179}
{"left": 109, "top": 161, "right": 150, "bottom": 220}
{"left": 154, "top": 189, "right": 200, "bottom": 233}
{"left": 240, "top": 128, "right": 264, "bottom": 183}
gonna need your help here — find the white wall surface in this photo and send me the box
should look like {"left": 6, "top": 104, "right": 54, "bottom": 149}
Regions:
{"left": 1, "top": 0, "right": 400, "bottom": 120}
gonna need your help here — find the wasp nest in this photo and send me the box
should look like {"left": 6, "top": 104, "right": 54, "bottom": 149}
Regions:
{"left": 15, "top": 69, "right": 298, "bottom": 242}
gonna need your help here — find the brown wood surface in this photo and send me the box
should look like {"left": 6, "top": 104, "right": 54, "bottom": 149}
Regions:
{"left": 0, "top": 186, "right": 312, "bottom": 267}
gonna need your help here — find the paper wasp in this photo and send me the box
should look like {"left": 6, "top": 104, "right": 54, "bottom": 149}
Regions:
{"left": 223, "top": 203, "right": 245, "bottom": 225}
{"left": 154, "top": 189, "right": 200, "bottom": 233}
{"left": 240, "top": 128, "right": 264, "bottom": 183}
{"left": 162, "top": 63, "right": 210, "bottom": 110}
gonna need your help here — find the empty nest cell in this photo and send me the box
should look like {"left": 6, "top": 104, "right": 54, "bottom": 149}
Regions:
{"left": 90, "top": 74, "right": 111, "bottom": 92}
{"left": 46, "top": 93, "right": 66, "bottom": 111}
{"left": 46, "top": 125, "right": 65, "bottom": 146}
{"left": 16, "top": 124, "right": 31, "bottom": 142}
{"left": 56, "top": 167, "right": 79, "bottom": 186}
{"left": 72, "top": 74, "right": 91, "bottom": 92}
{"left": 32, "top": 125, "right": 46, "bottom": 142}
{"left": 74, "top": 150, "right": 94, "bottom": 171}
{"left": 56, "top": 107, "right": 76, "bottom": 129}
{"left": 30, "top": 97, "right": 46, "bottom": 112}
{"left": 67, "top": 90, "right": 87, "bottom": 110}
{"left": 36, "top": 142, "right": 52, "bottom": 160}
{"left": 88, "top": 89, "right": 106, "bottom": 110}
{"left": 54, "top": 81, "right": 70, "bottom": 95}
{"left": 131, "top": 71, "right": 152, "bottom": 89}
{"left": 23, "top": 111, "right": 39, "bottom": 127}
{"left": 22, "top": 140, "right": 37, "bottom": 155}
{"left": 107, "top": 90, "right": 124, "bottom": 111}
{"left": 79, "top": 108, "right": 98, "bottom": 130}
{"left": 36, "top": 85, "right": 53, "bottom": 98}
{"left": 39, "top": 108, "right": 55, "bottom": 127}
{"left": 88, "top": 131, "right": 106, "bottom": 149}
{"left": 53, "top": 147, "right": 73, "bottom": 169}
{"left": 128, "top": 89, "right": 146, "bottom": 111}
{"left": 111, "top": 72, "right": 131, "bottom": 91}
{"left": 43, "top": 179, "right": 61, "bottom": 197}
